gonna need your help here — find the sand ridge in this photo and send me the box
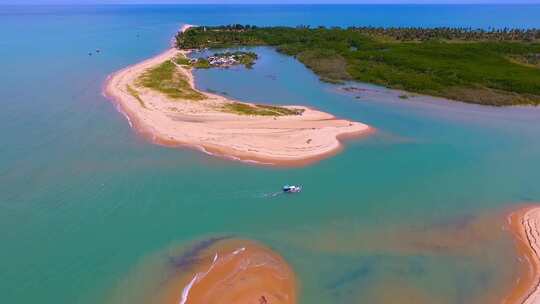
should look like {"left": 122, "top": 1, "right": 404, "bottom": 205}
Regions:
{"left": 104, "top": 25, "right": 372, "bottom": 166}
{"left": 158, "top": 239, "right": 297, "bottom": 304}
{"left": 179, "top": 239, "right": 296, "bottom": 304}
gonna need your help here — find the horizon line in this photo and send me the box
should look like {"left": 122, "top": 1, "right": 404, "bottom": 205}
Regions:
{"left": 3, "top": 2, "right": 540, "bottom": 5}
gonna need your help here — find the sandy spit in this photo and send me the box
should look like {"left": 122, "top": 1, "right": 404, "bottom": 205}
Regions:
{"left": 103, "top": 25, "right": 373, "bottom": 166}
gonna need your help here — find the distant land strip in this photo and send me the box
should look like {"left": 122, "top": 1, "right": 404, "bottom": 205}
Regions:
{"left": 177, "top": 25, "right": 540, "bottom": 106}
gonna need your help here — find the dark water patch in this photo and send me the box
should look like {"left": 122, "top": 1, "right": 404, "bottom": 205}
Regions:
{"left": 397, "top": 255, "right": 428, "bottom": 278}
{"left": 327, "top": 254, "right": 428, "bottom": 292}
{"left": 326, "top": 256, "right": 379, "bottom": 290}
{"left": 422, "top": 214, "right": 477, "bottom": 231}
{"left": 454, "top": 268, "right": 493, "bottom": 304}
{"left": 168, "top": 235, "right": 231, "bottom": 270}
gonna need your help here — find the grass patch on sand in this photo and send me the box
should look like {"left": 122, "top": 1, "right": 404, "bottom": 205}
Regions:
{"left": 192, "top": 58, "right": 211, "bottom": 69}
{"left": 126, "top": 85, "right": 145, "bottom": 108}
{"left": 137, "top": 60, "right": 205, "bottom": 100}
{"left": 173, "top": 54, "right": 192, "bottom": 66}
{"left": 223, "top": 102, "right": 304, "bottom": 116}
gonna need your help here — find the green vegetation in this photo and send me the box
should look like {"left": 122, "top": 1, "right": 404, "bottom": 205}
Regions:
{"left": 126, "top": 85, "right": 145, "bottom": 108}
{"left": 192, "top": 58, "right": 211, "bottom": 69}
{"left": 136, "top": 60, "right": 205, "bottom": 100}
{"left": 296, "top": 49, "right": 349, "bottom": 83}
{"left": 222, "top": 102, "right": 304, "bottom": 116}
{"left": 334, "top": 26, "right": 540, "bottom": 42}
{"left": 236, "top": 52, "right": 257, "bottom": 68}
{"left": 173, "top": 53, "right": 210, "bottom": 69}
{"left": 173, "top": 54, "right": 192, "bottom": 66}
{"left": 176, "top": 25, "right": 540, "bottom": 106}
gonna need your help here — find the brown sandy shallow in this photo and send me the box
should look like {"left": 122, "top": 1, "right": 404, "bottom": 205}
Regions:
{"left": 270, "top": 209, "right": 523, "bottom": 304}
{"left": 152, "top": 208, "right": 538, "bottom": 304}
{"left": 156, "top": 239, "right": 297, "bottom": 304}
{"left": 103, "top": 25, "right": 373, "bottom": 167}
{"left": 104, "top": 208, "right": 538, "bottom": 304}
{"left": 504, "top": 205, "right": 540, "bottom": 304}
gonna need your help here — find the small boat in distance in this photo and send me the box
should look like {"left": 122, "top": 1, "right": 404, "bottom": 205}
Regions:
{"left": 283, "top": 185, "right": 302, "bottom": 193}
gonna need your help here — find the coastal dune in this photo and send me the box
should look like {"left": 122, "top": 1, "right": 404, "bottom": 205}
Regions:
{"left": 506, "top": 206, "right": 540, "bottom": 304}
{"left": 104, "top": 25, "right": 372, "bottom": 166}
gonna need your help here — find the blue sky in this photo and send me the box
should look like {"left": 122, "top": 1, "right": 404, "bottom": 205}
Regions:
{"left": 3, "top": 0, "right": 540, "bottom": 4}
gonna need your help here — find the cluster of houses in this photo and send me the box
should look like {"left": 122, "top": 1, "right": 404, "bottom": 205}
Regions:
{"left": 187, "top": 54, "right": 240, "bottom": 67}
{"left": 207, "top": 54, "right": 240, "bottom": 66}
{"left": 186, "top": 51, "right": 258, "bottom": 68}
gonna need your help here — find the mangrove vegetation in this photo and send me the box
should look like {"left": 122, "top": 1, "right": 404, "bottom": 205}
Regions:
{"left": 176, "top": 25, "right": 540, "bottom": 106}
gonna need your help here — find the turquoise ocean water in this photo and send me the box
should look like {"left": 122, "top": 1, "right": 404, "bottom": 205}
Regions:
{"left": 2, "top": 4, "right": 540, "bottom": 304}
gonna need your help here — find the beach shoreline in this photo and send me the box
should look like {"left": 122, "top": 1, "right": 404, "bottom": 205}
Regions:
{"left": 505, "top": 205, "right": 540, "bottom": 304}
{"left": 103, "top": 25, "right": 373, "bottom": 167}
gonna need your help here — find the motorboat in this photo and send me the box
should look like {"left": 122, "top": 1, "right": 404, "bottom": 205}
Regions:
{"left": 283, "top": 185, "right": 302, "bottom": 193}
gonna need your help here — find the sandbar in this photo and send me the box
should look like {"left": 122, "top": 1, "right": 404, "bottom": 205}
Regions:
{"left": 104, "top": 25, "right": 372, "bottom": 166}
{"left": 161, "top": 239, "right": 297, "bottom": 304}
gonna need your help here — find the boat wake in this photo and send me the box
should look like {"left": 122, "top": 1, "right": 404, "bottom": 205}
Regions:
{"left": 261, "top": 191, "right": 283, "bottom": 198}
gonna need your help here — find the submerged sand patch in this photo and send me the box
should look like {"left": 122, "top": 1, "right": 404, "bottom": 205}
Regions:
{"left": 269, "top": 209, "right": 521, "bottom": 304}
{"left": 106, "top": 238, "right": 296, "bottom": 304}
{"left": 170, "top": 239, "right": 297, "bottom": 304}
{"left": 105, "top": 207, "right": 536, "bottom": 304}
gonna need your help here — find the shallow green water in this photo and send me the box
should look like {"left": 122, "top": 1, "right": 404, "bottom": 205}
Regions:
{"left": 2, "top": 4, "right": 540, "bottom": 304}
